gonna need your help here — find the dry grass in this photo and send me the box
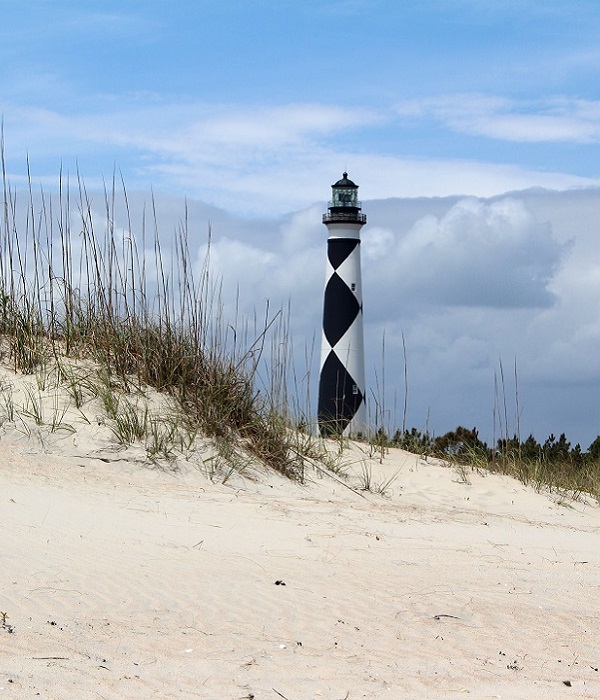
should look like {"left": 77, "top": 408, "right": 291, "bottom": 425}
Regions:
{"left": 0, "top": 150, "right": 334, "bottom": 480}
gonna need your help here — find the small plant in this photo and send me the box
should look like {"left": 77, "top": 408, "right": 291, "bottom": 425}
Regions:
{"left": 290, "top": 425, "right": 346, "bottom": 477}
{"left": 21, "top": 385, "right": 44, "bottom": 426}
{"left": 145, "top": 414, "right": 181, "bottom": 463}
{"left": 93, "top": 370, "right": 126, "bottom": 422}
{"left": 57, "top": 361, "right": 94, "bottom": 410}
{"left": 453, "top": 462, "right": 472, "bottom": 485}
{"left": 0, "top": 380, "right": 15, "bottom": 422}
{"left": 357, "top": 461, "right": 400, "bottom": 496}
{"left": 204, "top": 433, "right": 252, "bottom": 483}
{"left": 49, "top": 389, "right": 75, "bottom": 434}
{"left": 109, "top": 398, "right": 149, "bottom": 446}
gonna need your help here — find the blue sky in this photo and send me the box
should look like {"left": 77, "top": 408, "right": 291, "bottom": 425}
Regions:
{"left": 3, "top": 0, "right": 600, "bottom": 212}
{"left": 3, "top": 0, "right": 600, "bottom": 446}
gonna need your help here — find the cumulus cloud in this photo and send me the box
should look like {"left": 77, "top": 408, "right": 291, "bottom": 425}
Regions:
{"left": 363, "top": 197, "right": 565, "bottom": 311}
{"left": 183, "top": 203, "right": 349, "bottom": 333}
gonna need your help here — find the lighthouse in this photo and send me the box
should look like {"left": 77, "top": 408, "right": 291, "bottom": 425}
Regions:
{"left": 318, "top": 172, "right": 367, "bottom": 437}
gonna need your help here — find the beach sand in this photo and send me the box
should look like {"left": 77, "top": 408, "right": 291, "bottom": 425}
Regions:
{"left": 1, "top": 410, "right": 599, "bottom": 699}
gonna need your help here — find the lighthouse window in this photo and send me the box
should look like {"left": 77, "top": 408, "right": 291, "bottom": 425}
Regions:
{"left": 335, "top": 188, "right": 355, "bottom": 206}
{"left": 351, "top": 283, "right": 356, "bottom": 291}
{"left": 352, "top": 384, "right": 359, "bottom": 395}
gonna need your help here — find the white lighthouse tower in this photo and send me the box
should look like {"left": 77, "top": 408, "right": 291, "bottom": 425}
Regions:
{"left": 318, "top": 172, "right": 367, "bottom": 436}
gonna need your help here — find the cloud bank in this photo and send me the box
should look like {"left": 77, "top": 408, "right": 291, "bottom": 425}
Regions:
{"left": 82, "top": 186, "right": 598, "bottom": 449}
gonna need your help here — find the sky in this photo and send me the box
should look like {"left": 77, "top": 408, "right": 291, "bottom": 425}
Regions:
{"left": 2, "top": 0, "right": 600, "bottom": 447}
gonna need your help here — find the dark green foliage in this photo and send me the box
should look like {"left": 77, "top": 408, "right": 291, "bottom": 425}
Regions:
{"left": 543, "top": 433, "right": 571, "bottom": 462}
{"left": 519, "top": 434, "right": 542, "bottom": 461}
{"left": 391, "top": 427, "right": 433, "bottom": 453}
{"left": 587, "top": 435, "right": 600, "bottom": 460}
{"left": 431, "top": 426, "right": 487, "bottom": 461}
{"left": 437, "top": 426, "right": 599, "bottom": 498}
{"left": 390, "top": 423, "right": 600, "bottom": 498}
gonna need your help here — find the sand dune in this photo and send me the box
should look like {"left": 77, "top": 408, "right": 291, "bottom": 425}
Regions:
{"left": 1, "top": 405, "right": 599, "bottom": 699}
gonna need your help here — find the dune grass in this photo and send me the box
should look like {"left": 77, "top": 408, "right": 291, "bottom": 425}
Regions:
{"left": 0, "top": 154, "right": 338, "bottom": 481}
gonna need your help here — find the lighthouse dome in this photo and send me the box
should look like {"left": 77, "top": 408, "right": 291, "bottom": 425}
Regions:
{"left": 332, "top": 172, "right": 358, "bottom": 188}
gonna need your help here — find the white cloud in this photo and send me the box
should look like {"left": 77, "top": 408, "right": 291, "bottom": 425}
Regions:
{"left": 396, "top": 94, "right": 600, "bottom": 144}
{"left": 363, "top": 197, "right": 565, "bottom": 311}
{"left": 5, "top": 98, "right": 600, "bottom": 217}
{"left": 186, "top": 104, "right": 377, "bottom": 149}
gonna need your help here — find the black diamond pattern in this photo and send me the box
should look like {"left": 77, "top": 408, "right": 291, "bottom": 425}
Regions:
{"left": 323, "top": 273, "right": 360, "bottom": 347}
{"left": 328, "top": 238, "right": 359, "bottom": 270}
{"left": 318, "top": 351, "right": 364, "bottom": 435}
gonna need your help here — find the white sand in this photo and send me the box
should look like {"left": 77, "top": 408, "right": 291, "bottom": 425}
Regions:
{"left": 1, "top": 404, "right": 599, "bottom": 699}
